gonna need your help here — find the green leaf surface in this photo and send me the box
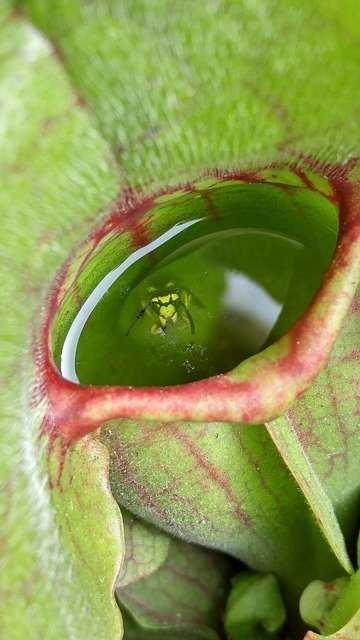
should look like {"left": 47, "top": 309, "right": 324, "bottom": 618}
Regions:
{"left": 300, "top": 578, "right": 349, "bottom": 633}
{"left": 1, "top": 1, "right": 360, "bottom": 639}
{"left": 322, "top": 571, "right": 360, "bottom": 635}
{"left": 0, "top": 14, "right": 122, "bottom": 640}
{"left": 116, "top": 508, "right": 170, "bottom": 588}
{"left": 18, "top": 0, "right": 360, "bottom": 188}
{"left": 304, "top": 614, "right": 360, "bottom": 640}
{"left": 1, "top": 404, "right": 124, "bottom": 640}
{"left": 120, "top": 607, "right": 220, "bottom": 640}
{"left": 266, "top": 290, "right": 360, "bottom": 569}
{"left": 224, "top": 572, "right": 286, "bottom": 640}
{"left": 102, "top": 418, "right": 343, "bottom": 621}
{"left": 303, "top": 593, "right": 360, "bottom": 640}
{"left": 116, "top": 532, "right": 233, "bottom": 639}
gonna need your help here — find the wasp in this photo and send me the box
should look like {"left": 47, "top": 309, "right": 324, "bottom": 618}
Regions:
{"left": 126, "top": 281, "right": 195, "bottom": 336}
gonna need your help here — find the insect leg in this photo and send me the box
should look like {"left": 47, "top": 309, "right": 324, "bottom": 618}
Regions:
{"left": 178, "top": 300, "right": 195, "bottom": 335}
{"left": 125, "top": 303, "right": 151, "bottom": 336}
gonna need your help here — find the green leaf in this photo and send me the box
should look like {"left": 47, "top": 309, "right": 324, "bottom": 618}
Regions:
{"left": 120, "top": 608, "right": 220, "bottom": 640}
{"left": 2, "top": 1, "right": 360, "bottom": 639}
{"left": 0, "top": 14, "right": 122, "bottom": 640}
{"left": 18, "top": 0, "right": 360, "bottom": 188}
{"left": 303, "top": 609, "right": 360, "bottom": 640}
{"left": 322, "top": 571, "right": 360, "bottom": 635}
{"left": 102, "top": 418, "right": 344, "bottom": 620}
{"left": 300, "top": 578, "right": 349, "bottom": 633}
{"left": 116, "top": 508, "right": 170, "bottom": 588}
{"left": 1, "top": 412, "right": 124, "bottom": 640}
{"left": 266, "top": 290, "right": 360, "bottom": 571}
{"left": 116, "top": 532, "right": 233, "bottom": 639}
{"left": 224, "top": 572, "right": 286, "bottom": 640}
{"left": 303, "top": 571, "right": 360, "bottom": 640}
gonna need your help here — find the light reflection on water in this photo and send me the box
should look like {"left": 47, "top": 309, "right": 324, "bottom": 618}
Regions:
{"left": 222, "top": 271, "right": 281, "bottom": 353}
{"left": 61, "top": 219, "right": 203, "bottom": 383}
{"left": 60, "top": 207, "right": 304, "bottom": 387}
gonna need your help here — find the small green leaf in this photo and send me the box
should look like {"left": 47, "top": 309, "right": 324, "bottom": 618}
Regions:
{"left": 120, "top": 607, "right": 220, "bottom": 640}
{"left": 116, "top": 534, "right": 233, "bottom": 639}
{"left": 303, "top": 587, "right": 360, "bottom": 640}
{"left": 301, "top": 533, "right": 360, "bottom": 639}
{"left": 323, "top": 571, "right": 360, "bottom": 635}
{"left": 224, "top": 572, "right": 286, "bottom": 640}
{"left": 116, "top": 508, "right": 170, "bottom": 588}
{"left": 300, "top": 578, "right": 349, "bottom": 632}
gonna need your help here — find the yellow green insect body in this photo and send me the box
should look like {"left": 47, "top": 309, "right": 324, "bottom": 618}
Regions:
{"left": 126, "top": 282, "right": 195, "bottom": 337}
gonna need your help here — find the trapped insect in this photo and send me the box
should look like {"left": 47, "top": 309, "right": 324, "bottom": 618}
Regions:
{"left": 126, "top": 281, "right": 195, "bottom": 337}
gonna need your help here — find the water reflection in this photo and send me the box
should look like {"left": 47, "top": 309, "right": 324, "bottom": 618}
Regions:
{"left": 222, "top": 271, "right": 281, "bottom": 353}
{"left": 61, "top": 218, "right": 202, "bottom": 383}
